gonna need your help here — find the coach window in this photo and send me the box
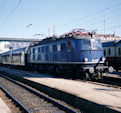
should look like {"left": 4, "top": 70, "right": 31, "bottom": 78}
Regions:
{"left": 118, "top": 48, "right": 121, "bottom": 56}
{"left": 108, "top": 48, "right": 111, "bottom": 56}
{"left": 67, "top": 41, "right": 71, "bottom": 51}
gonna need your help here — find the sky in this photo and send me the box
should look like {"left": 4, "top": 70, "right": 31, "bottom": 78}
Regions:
{"left": 0, "top": 0, "right": 121, "bottom": 39}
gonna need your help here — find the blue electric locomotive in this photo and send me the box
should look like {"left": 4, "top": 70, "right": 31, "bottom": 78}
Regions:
{"left": 27, "top": 29, "right": 112, "bottom": 80}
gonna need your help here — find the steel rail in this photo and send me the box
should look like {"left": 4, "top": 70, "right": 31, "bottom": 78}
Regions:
{"left": 0, "top": 73, "right": 76, "bottom": 113}
{"left": 0, "top": 85, "right": 30, "bottom": 113}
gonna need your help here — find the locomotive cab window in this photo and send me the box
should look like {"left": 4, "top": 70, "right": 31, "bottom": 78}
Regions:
{"left": 67, "top": 41, "right": 71, "bottom": 51}
{"left": 91, "top": 39, "right": 102, "bottom": 50}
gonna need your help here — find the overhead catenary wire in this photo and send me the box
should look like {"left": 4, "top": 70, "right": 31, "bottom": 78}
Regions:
{"left": 31, "top": 0, "right": 73, "bottom": 37}
{"left": 99, "top": 24, "right": 121, "bottom": 32}
{"left": 0, "top": 0, "right": 6, "bottom": 13}
{"left": 82, "top": 7, "right": 121, "bottom": 28}
{"left": 85, "top": 13, "right": 121, "bottom": 31}
{"left": 36, "top": 0, "right": 72, "bottom": 23}
{"left": 89, "top": 13, "right": 121, "bottom": 33}
{"left": 57, "top": 2, "right": 121, "bottom": 29}
{"left": 0, "top": 0, "right": 22, "bottom": 27}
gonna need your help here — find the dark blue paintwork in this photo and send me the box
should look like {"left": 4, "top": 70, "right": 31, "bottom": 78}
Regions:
{"left": 28, "top": 38, "right": 104, "bottom": 64}
{"left": 102, "top": 41, "right": 115, "bottom": 47}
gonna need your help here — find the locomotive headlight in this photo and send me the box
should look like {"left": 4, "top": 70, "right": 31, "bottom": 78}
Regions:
{"left": 84, "top": 58, "right": 88, "bottom": 62}
{"left": 102, "top": 57, "right": 105, "bottom": 62}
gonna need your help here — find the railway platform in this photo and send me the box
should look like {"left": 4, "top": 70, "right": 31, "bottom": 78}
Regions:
{"left": 0, "top": 67, "right": 121, "bottom": 113}
{"left": 103, "top": 71, "right": 121, "bottom": 79}
{"left": 0, "top": 97, "right": 11, "bottom": 113}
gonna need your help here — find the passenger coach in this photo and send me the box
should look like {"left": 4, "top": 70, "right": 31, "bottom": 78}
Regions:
{"left": 103, "top": 40, "right": 121, "bottom": 71}
{"left": 0, "top": 47, "right": 28, "bottom": 67}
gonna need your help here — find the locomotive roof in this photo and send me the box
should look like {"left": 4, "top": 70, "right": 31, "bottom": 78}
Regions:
{"left": 31, "top": 33, "right": 95, "bottom": 47}
{"left": 30, "top": 29, "right": 97, "bottom": 47}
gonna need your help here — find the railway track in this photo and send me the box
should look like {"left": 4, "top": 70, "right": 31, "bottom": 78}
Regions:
{"left": 0, "top": 74, "right": 77, "bottom": 113}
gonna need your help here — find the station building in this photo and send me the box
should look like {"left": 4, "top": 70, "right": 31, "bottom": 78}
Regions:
{"left": 95, "top": 34, "right": 121, "bottom": 42}
{"left": 0, "top": 37, "right": 40, "bottom": 53}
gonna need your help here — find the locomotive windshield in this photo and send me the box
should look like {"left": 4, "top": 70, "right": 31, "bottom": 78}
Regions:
{"left": 81, "top": 39, "right": 103, "bottom": 50}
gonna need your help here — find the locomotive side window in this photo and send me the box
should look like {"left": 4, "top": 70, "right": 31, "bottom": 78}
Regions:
{"left": 37, "top": 54, "right": 41, "bottom": 60}
{"left": 57, "top": 44, "right": 61, "bottom": 51}
{"left": 35, "top": 48, "right": 37, "bottom": 54}
{"left": 61, "top": 43, "right": 66, "bottom": 51}
{"left": 118, "top": 48, "right": 121, "bottom": 56}
{"left": 50, "top": 45, "right": 52, "bottom": 52}
{"left": 38, "top": 47, "right": 41, "bottom": 61}
{"left": 41, "top": 47, "right": 44, "bottom": 53}
{"left": 38, "top": 47, "right": 41, "bottom": 53}
{"left": 67, "top": 41, "right": 71, "bottom": 51}
{"left": 32, "top": 48, "right": 37, "bottom": 61}
{"left": 52, "top": 44, "right": 57, "bottom": 52}
{"left": 45, "top": 46, "right": 49, "bottom": 53}
{"left": 108, "top": 48, "right": 111, "bottom": 56}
